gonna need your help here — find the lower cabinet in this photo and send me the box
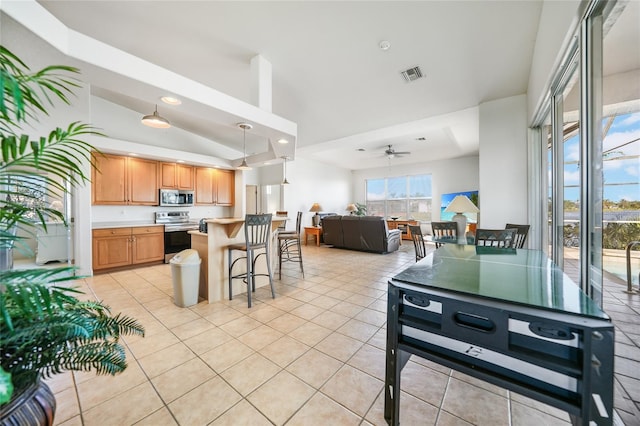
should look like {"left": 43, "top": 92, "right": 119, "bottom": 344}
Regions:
{"left": 92, "top": 226, "right": 164, "bottom": 272}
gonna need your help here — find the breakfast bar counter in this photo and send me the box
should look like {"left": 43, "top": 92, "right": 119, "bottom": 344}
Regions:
{"left": 189, "top": 216, "right": 287, "bottom": 303}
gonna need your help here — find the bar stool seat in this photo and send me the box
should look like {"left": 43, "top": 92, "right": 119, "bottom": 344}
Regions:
{"left": 228, "top": 214, "right": 275, "bottom": 308}
{"left": 278, "top": 211, "right": 304, "bottom": 279}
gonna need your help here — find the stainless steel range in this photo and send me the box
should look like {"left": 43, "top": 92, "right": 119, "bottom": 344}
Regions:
{"left": 155, "top": 211, "right": 200, "bottom": 263}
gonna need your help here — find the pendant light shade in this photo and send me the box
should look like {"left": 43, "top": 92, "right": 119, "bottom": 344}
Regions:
{"left": 141, "top": 104, "right": 170, "bottom": 128}
{"left": 237, "top": 122, "right": 253, "bottom": 170}
{"left": 282, "top": 156, "right": 290, "bottom": 184}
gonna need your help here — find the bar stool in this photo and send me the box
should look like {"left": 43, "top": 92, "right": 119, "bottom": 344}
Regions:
{"left": 278, "top": 211, "right": 304, "bottom": 279}
{"left": 228, "top": 214, "right": 275, "bottom": 308}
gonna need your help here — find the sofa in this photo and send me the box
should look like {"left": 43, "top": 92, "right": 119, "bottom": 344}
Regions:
{"left": 321, "top": 215, "right": 401, "bottom": 254}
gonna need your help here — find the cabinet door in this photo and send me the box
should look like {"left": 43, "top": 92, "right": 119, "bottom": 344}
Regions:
{"left": 215, "top": 169, "right": 235, "bottom": 206}
{"left": 159, "top": 162, "right": 177, "bottom": 188}
{"left": 92, "top": 153, "right": 127, "bottom": 205}
{"left": 128, "top": 157, "right": 158, "bottom": 205}
{"left": 132, "top": 227, "right": 164, "bottom": 264}
{"left": 176, "top": 164, "right": 194, "bottom": 190}
{"left": 195, "top": 167, "right": 215, "bottom": 204}
{"left": 92, "top": 229, "right": 132, "bottom": 270}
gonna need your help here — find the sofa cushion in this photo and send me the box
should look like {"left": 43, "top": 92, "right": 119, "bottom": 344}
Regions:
{"left": 321, "top": 216, "right": 344, "bottom": 247}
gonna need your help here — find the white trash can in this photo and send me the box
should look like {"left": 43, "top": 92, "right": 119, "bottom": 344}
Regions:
{"left": 170, "top": 249, "right": 201, "bottom": 307}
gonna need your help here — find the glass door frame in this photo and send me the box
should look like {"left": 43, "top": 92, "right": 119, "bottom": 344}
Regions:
{"left": 531, "top": 0, "right": 617, "bottom": 307}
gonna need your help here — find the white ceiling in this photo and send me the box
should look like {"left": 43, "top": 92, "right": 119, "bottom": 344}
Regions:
{"left": 8, "top": 1, "right": 549, "bottom": 170}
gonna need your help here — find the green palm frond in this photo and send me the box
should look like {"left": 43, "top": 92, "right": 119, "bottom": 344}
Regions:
{"left": 1, "top": 279, "right": 145, "bottom": 391}
{"left": 1, "top": 46, "right": 143, "bottom": 401}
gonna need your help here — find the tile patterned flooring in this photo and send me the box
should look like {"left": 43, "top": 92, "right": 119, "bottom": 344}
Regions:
{"left": 48, "top": 243, "right": 640, "bottom": 425}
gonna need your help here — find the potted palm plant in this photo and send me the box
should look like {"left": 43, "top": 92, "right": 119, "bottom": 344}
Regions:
{"left": 0, "top": 45, "right": 144, "bottom": 425}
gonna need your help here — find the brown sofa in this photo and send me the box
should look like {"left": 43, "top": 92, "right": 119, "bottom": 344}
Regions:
{"left": 321, "top": 215, "right": 401, "bottom": 254}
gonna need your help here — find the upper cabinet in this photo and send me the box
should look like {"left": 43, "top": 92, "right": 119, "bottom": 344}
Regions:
{"left": 195, "top": 167, "right": 235, "bottom": 206}
{"left": 195, "top": 167, "right": 215, "bottom": 205}
{"left": 215, "top": 169, "right": 235, "bottom": 206}
{"left": 159, "top": 162, "right": 194, "bottom": 190}
{"left": 92, "top": 153, "right": 158, "bottom": 205}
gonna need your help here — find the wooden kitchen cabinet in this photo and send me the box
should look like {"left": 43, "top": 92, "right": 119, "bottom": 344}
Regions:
{"left": 132, "top": 226, "right": 165, "bottom": 264}
{"left": 92, "top": 228, "right": 132, "bottom": 270}
{"left": 92, "top": 153, "right": 158, "bottom": 205}
{"left": 159, "top": 162, "right": 194, "bottom": 190}
{"left": 195, "top": 167, "right": 215, "bottom": 204}
{"left": 92, "top": 226, "right": 164, "bottom": 272}
{"left": 195, "top": 167, "right": 235, "bottom": 206}
{"left": 215, "top": 169, "right": 235, "bottom": 206}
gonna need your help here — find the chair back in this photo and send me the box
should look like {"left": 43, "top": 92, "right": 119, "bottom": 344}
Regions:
{"left": 276, "top": 211, "right": 287, "bottom": 230}
{"left": 409, "top": 225, "right": 427, "bottom": 261}
{"left": 475, "top": 228, "right": 517, "bottom": 248}
{"left": 505, "top": 223, "right": 530, "bottom": 248}
{"left": 244, "top": 214, "right": 272, "bottom": 249}
{"left": 431, "top": 221, "right": 458, "bottom": 247}
{"left": 294, "top": 211, "right": 303, "bottom": 234}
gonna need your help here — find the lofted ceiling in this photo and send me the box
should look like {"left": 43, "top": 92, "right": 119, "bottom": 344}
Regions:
{"left": 4, "top": 1, "right": 549, "bottom": 170}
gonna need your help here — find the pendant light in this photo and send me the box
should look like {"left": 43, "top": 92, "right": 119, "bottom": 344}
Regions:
{"left": 141, "top": 104, "right": 171, "bottom": 128}
{"left": 281, "top": 156, "right": 290, "bottom": 185}
{"left": 237, "top": 122, "right": 252, "bottom": 170}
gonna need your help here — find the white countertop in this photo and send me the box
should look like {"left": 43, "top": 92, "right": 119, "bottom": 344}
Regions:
{"left": 92, "top": 221, "right": 159, "bottom": 229}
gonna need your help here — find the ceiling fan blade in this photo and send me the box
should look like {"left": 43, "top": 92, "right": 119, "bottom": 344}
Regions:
{"left": 394, "top": 151, "right": 411, "bottom": 155}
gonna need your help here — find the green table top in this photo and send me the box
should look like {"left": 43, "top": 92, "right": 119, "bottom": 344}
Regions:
{"left": 392, "top": 244, "right": 609, "bottom": 319}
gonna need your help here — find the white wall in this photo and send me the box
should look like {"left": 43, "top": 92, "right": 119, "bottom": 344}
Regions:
{"left": 479, "top": 95, "right": 528, "bottom": 228}
{"left": 527, "top": 0, "right": 583, "bottom": 121}
{"left": 277, "top": 158, "right": 352, "bottom": 230}
{"left": 351, "top": 156, "right": 480, "bottom": 222}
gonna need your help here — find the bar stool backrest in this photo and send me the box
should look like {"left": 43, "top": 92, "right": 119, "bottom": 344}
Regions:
{"left": 245, "top": 214, "right": 272, "bottom": 248}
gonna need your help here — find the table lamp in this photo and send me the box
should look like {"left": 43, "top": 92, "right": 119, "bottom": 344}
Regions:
{"left": 443, "top": 195, "right": 479, "bottom": 239}
{"left": 309, "top": 203, "right": 322, "bottom": 226}
{"left": 346, "top": 203, "right": 357, "bottom": 215}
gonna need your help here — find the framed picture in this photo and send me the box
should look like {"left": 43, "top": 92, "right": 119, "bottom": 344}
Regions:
{"left": 440, "top": 190, "right": 479, "bottom": 223}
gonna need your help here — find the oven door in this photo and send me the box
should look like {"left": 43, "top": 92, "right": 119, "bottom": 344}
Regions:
{"left": 163, "top": 230, "right": 191, "bottom": 263}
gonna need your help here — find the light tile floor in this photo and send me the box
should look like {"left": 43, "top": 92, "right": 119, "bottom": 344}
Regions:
{"left": 48, "top": 243, "right": 640, "bottom": 425}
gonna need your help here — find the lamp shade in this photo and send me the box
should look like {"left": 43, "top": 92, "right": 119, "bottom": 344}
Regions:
{"left": 346, "top": 203, "right": 357, "bottom": 213}
{"left": 309, "top": 203, "right": 322, "bottom": 213}
{"left": 141, "top": 105, "right": 171, "bottom": 128}
{"left": 444, "top": 195, "right": 479, "bottom": 214}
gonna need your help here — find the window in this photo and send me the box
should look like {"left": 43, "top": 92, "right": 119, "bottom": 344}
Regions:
{"left": 6, "top": 174, "right": 48, "bottom": 221}
{"left": 366, "top": 174, "right": 432, "bottom": 221}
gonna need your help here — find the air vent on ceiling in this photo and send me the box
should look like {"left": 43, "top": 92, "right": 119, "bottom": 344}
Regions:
{"left": 401, "top": 66, "right": 423, "bottom": 82}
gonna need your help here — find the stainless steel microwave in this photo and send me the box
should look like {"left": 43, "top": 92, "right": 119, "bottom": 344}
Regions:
{"left": 159, "top": 189, "right": 194, "bottom": 207}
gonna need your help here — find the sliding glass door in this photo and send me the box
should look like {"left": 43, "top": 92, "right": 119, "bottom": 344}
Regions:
{"left": 537, "top": 0, "right": 639, "bottom": 305}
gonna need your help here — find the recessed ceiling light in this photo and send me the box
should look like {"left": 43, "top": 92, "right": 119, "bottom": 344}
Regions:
{"left": 161, "top": 96, "right": 181, "bottom": 105}
{"left": 277, "top": 139, "right": 289, "bottom": 144}
{"left": 379, "top": 40, "right": 391, "bottom": 51}
{"left": 177, "top": 160, "right": 185, "bottom": 163}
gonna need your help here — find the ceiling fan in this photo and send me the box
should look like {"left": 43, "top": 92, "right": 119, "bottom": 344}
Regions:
{"left": 384, "top": 144, "right": 411, "bottom": 158}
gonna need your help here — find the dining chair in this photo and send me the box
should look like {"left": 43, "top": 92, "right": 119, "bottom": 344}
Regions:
{"left": 278, "top": 211, "right": 304, "bottom": 279}
{"left": 505, "top": 223, "right": 530, "bottom": 249}
{"left": 227, "top": 214, "right": 275, "bottom": 308}
{"left": 408, "top": 225, "right": 427, "bottom": 262}
{"left": 431, "top": 221, "right": 458, "bottom": 248}
{"left": 475, "top": 228, "right": 517, "bottom": 248}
